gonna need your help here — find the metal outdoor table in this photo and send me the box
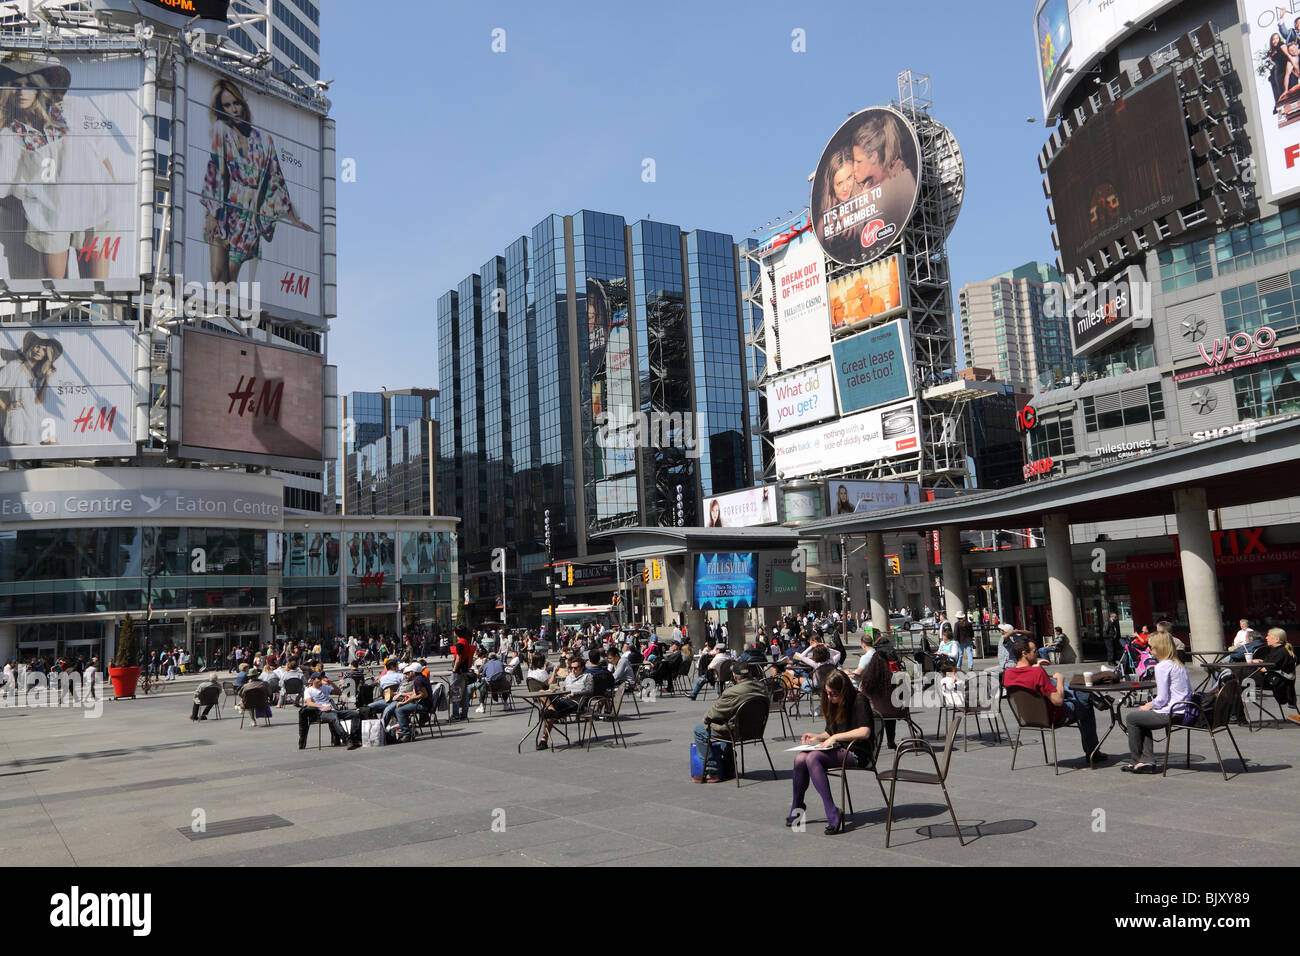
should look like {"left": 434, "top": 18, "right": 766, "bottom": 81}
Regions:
{"left": 1190, "top": 651, "right": 1230, "bottom": 691}
{"left": 1068, "top": 678, "right": 1156, "bottom": 766}
{"left": 513, "top": 690, "right": 562, "bottom": 753}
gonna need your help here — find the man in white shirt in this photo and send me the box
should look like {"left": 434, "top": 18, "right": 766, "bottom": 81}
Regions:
{"left": 1228, "top": 619, "right": 1263, "bottom": 661}
{"left": 83, "top": 657, "right": 99, "bottom": 702}
{"left": 688, "top": 646, "right": 733, "bottom": 700}
{"left": 297, "top": 673, "right": 346, "bottom": 749}
{"left": 2, "top": 659, "right": 15, "bottom": 699}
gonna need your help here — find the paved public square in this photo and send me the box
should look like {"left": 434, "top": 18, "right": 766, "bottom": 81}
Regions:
{"left": 2, "top": 663, "right": 1297, "bottom": 867}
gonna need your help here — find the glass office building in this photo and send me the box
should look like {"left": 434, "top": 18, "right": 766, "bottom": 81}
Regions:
{"left": 438, "top": 210, "right": 764, "bottom": 620}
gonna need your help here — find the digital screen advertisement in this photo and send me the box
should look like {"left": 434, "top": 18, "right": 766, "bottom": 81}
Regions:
{"left": 183, "top": 63, "right": 324, "bottom": 325}
{"left": 757, "top": 550, "right": 805, "bottom": 606}
{"left": 0, "top": 324, "right": 138, "bottom": 460}
{"left": 811, "top": 106, "right": 921, "bottom": 267}
{"left": 831, "top": 319, "right": 913, "bottom": 414}
{"left": 693, "top": 552, "right": 758, "bottom": 610}
{"left": 1047, "top": 71, "right": 1197, "bottom": 274}
{"left": 176, "top": 329, "right": 324, "bottom": 468}
{"left": 0, "top": 52, "right": 143, "bottom": 293}
{"left": 828, "top": 255, "right": 906, "bottom": 334}
{"left": 765, "top": 362, "right": 837, "bottom": 433}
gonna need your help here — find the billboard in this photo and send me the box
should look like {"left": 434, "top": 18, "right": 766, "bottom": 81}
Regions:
{"left": 703, "top": 485, "right": 778, "bottom": 528}
{"left": 811, "top": 107, "right": 921, "bottom": 267}
{"left": 766, "top": 363, "right": 836, "bottom": 433}
{"left": 346, "top": 530, "right": 395, "bottom": 579}
{"left": 772, "top": 239, "right": 832, "bottom": 371}
{"left": 0, "top": 52, "right": 143, "bottom": 293}
{"left": 827, "top": 479, "right": 920, "bottom": 515}
{"left": 0, "top": 324, "right": 137, "bottom": 460}
{"left": 693, "top": 552, "right": 757, "bottom": 610}
{"left": 176, "top": 329, "right": 324, "bottom": 468}
{"left": 1047, "top": 71, "right": 1197, "bottom": 274}
{"left": 283, "top": 530, "right": 339, "bottom": 577}
{"left": 757, "top": 549, "right": 805, "bottom": 606}
{"left": 1069, "top": 265, "right": 1147, "bottom": 355}
{"left": 831, "top": 320, "right": 914, "bottom": 414}
{"left": 92, "top": 0, "right": 229, "bottom": 31}
{"left": 1034, "top": 0, "right": 1181, "bottom": 119}
{"left": 760, "top": 260, "right": 779, "bottom": 376}
{"left": 773, "top": 400, "right": 920, "bottom": 479}
{"left": 1242, "top": 1, "right": 1300, "bottom": 204}
{"left": 828, "top": 255, "right": 907, "bottom": 335}
{"left": 183, "top": 63, "right": 323, "bottom": 325}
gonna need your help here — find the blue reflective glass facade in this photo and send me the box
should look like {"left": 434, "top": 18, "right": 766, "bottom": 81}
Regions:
{"left": 436, "top": 210, "right": 756, "bottom": 612}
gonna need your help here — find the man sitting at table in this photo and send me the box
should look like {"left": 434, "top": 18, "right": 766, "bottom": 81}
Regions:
{"left": 1003, "top": 636, "right": 1109, "bottom": 765}
{"left": 297, "top": 673, "right": 349, "bottom": 749}
{"left": 1226, "top": 619, "right": 1264, "bottom": 663}
{"left": 536, "top": 654, "right": 593, "bottom": 750}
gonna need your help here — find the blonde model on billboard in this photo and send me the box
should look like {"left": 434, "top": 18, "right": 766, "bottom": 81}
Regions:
{"left": 851, "top": 114, "right": 917, "bottom": 228}
{"left": 0, "top": 331, "right": 62, "bottom": 446}
{"left": 201, "top": 78, "right": 313, "bottom": 285}
{"left": 0, "top": 55, "right": 119, "bottom": 280}
{"left": 816, "top": 147, "right": 856, "bottom": 246}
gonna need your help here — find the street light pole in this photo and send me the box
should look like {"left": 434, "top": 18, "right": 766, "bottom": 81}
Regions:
{"left": 544, "top": 510, "right": 556, "bottom": 644}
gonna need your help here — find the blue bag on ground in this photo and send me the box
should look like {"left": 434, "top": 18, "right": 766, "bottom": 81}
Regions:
{"left": 690, "top": 742, "right": 735, "bottom": 780}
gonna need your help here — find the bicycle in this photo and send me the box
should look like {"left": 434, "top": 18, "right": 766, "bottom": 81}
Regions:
{"left": 139, "top": 668, "right": 159, "bottom": 695}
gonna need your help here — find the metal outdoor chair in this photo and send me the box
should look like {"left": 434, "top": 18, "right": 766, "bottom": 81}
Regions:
{"left": 221, "top": 680, "right": 239, "bottom": 710}
{"left": 1245, "top": 665, "right": 1298, "bottom": 730}
{"left": 938, "top": 670, "right": 1010, "bottom": 750}
{"left": 483, "top": 674, "right": 514, "bottom": 714}
{"left": 1005, "top": 685, "right": 1061, "bottom": 774}
{"left": 196, "top": 683, "right": 222, "bottom": 720}
{"left": 583, "top": 685, "right": 628, "bottom": 749}
{"left": 825, "top": 715, "right": 888, "bottom": 819}
{"left": 1163, "top": 679, "right": 1248, "bottom": 780}
{"left": 238, "top": 686, "right": 271, "bottom": 728}
{"left": 703, "top": 694, "right": 776, "bottom": 787}
{"left": 280, "top": 677, "right": 305, "bottom": 707}
{"left": 876, "top": 712, "right": 968, "bottom": 847}
{"left": 763, "top": 675, "right": 794, "bottom": 740}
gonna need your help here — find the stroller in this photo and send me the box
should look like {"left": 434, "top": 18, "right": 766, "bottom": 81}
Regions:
{"left": 1118, "top": 638, "right": 1157, "bottom": 681}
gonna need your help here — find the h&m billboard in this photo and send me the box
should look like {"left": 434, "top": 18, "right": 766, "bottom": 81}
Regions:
{"left": 174, "top": 328, "right": 324, "bottom": 469}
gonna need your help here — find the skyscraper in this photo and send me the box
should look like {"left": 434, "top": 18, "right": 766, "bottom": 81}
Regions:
{"left": 438, "top": 210, "right": 764, "bottom": 620}
{"left": 958, "top": 261, "right": 1070, "bottom": 391}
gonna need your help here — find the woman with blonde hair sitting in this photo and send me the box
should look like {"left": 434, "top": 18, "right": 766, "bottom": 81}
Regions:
{"left": 1122, "top": 633, "right": 1192, "bottom": 774}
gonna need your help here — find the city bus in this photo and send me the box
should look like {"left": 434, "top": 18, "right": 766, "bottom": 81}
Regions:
{"left": 542, "top": 603, "right": 620, "bottom": 631}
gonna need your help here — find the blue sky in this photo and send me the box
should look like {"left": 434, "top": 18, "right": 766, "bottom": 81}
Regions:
{"left": 327, "top": 1, "right": 1054, "bottom": 397}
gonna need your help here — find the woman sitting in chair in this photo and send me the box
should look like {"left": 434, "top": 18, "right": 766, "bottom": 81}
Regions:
{"left": 1122, "top": 633, "right": 1192, "bottom": 774}
{"left": 1250, "top": 628, "right": 1298, "bottom": 721}
{"left": 785, "top": 670, "right": 874, "bottom": 836}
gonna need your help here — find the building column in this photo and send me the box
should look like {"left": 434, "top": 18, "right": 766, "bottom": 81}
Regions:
{"left": 865, "top": 532, "right": 890, "bottom": 635}
{"left": 845, "top": 538, "right": 868, "bottom": 624}
{"left": 940, "top": 525, "right": 966, "bottom": 621}
{"left": 1174, "top": 487, "right": 1224, "bottom": 654}
{"left": 762, "top": 607, "right": 781, "bottom": 636}
{"left": 1043, "top": 513, "right": 1080, "bottom": 653}
{"left": 726, "top": 608, "right": 748, "bottom": 652}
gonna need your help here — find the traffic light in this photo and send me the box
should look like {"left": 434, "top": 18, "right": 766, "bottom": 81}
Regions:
{"left": 887, "top": 555, "right": 901, "bottom": 575}
{"left": 642, "top": 567, "right": 649, "bottom": 583}
{"left": 611, "top": 592, "right": 619, "bottom": 607}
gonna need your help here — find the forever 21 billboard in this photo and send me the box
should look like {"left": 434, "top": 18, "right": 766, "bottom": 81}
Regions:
{"left": 174, "top": 328, "right": 324, "bottom": 470}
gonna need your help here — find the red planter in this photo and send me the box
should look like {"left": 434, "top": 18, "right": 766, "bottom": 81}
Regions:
{"left": 109, "top": 666, "right": 141, "bottom": 699}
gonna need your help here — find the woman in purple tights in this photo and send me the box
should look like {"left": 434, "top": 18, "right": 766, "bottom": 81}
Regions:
{"left": 786, "top": 670, "right": 875, "bottom": 835}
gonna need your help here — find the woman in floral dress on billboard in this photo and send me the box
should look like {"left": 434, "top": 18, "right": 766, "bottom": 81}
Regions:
{"left": 201, "top": 77, "right": 312, "bottom": 284}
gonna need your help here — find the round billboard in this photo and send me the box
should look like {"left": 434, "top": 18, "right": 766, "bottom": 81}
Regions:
{"left": 810, "top": 107, "right": 922, "bottom": 266}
